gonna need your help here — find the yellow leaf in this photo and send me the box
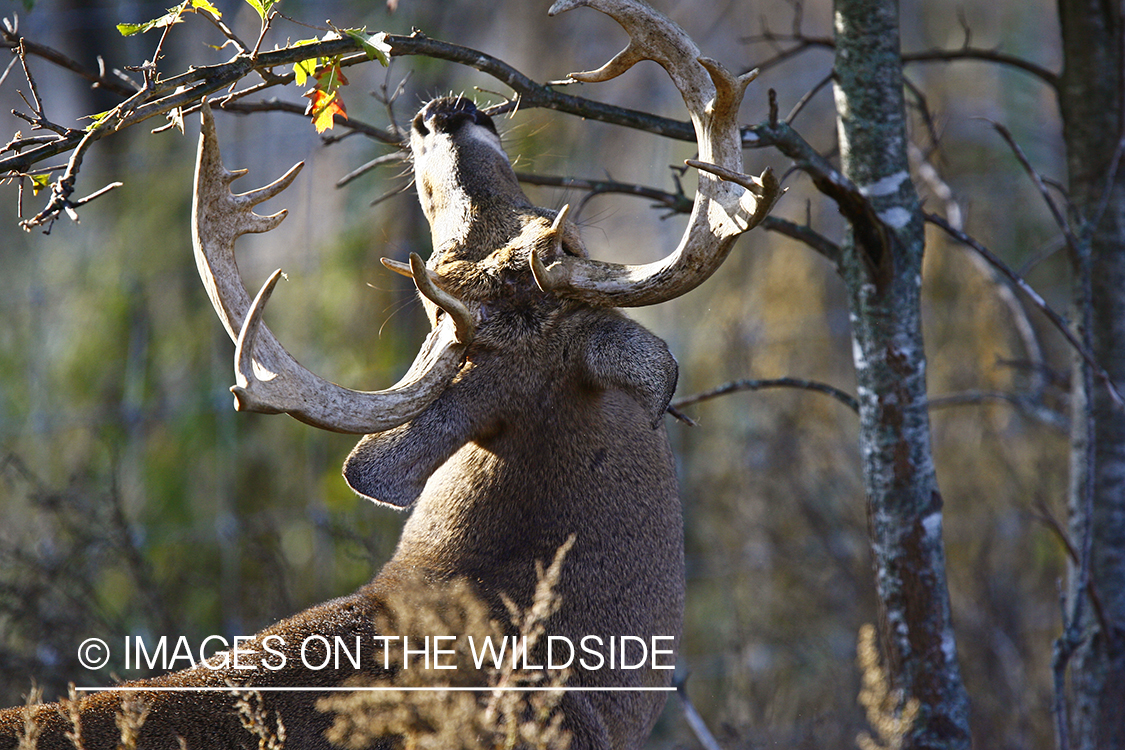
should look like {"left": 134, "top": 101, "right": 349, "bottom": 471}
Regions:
{"left": 190, "top": 0, "right": 221, "bottom": 19}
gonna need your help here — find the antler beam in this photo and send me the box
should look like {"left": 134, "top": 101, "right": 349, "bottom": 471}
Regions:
{"left": 533, "top": 0, "right": 781, "bottom": 307}
{"left": 192, "top": 102, "right": 473, "bottom": 434}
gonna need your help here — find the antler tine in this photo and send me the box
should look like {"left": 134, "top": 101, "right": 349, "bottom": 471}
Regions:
{"left": 408, "top": 252, "right": 475, "bottom": 344}
{"left": 548, "top": 0, "right": 702, "bottom": 98}
{"left": 232, "top": 164, "right": 304, "bottom": 227}
{"left": 380, "top": 255, "right": 475, "bottom": 344}
{"left": 194, "top": 102, "right": 474, "bottom": 435}
{"left": 538, "top": 0, "right": 782, "bottom": 307}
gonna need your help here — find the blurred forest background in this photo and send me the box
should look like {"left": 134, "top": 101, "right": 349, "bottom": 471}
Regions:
{"left": 0, "top": 0, "right": 1075, "bottom": 747}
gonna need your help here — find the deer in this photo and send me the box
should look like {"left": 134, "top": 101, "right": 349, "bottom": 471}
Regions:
{"left": 0, "top": 1, "right": 778, "bottom": 749}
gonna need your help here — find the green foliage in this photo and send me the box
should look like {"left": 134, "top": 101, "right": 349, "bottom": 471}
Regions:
{"left": 291, "top": 30, "right": 388, "bottom": 133}
{"left": 116, "top": 1, "right": 221, "bottom": 37}
{"left": 244, "top": 0, "right": 279, "bottom": 22}
{"left": 346, "top": 29, "right": 392, "bottom": 65}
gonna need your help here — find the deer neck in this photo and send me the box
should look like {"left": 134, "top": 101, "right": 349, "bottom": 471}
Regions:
{"left": 426, "top": 167, "right": 534, "bottom": 258}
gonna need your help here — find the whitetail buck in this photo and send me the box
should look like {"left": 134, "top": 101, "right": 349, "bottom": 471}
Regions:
{"left": 0, "top": 1, "right": 778, "bottom": 748}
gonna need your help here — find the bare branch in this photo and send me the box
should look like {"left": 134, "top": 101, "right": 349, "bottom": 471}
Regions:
{"left": 0, "top": 31, "right": 703, "bottom": 180}
{"left": 1085, "top": 134, "right": 1125, "bottom": 239}
{"left": 674, "top": 677, "right": 724, "bottom": 750}
{"left": 926, "top": 212, "right": 1124, "bottom": 408}
{"left": 672, "top": 377, "right": 859, "bottom": 414}
{"left": 217, "top": 99, "right": 402, "bottom": 145}
{"left": 519, "top": 169, "right": 839, "bottom": 265}
{"left": 196, "top": 5, "right": 249, "bottom": 55}
{"left": 987, "top": 120, "right": 1082, "bottom": 255}
{"left": 911, "top": 143, "right": 1048, "bottom": 394}
{"left": 1, "top": 23, "right": 138, "bottom": 97}
{"left": 336, "top": 152, "right": 406, "bottom": 188}
{"left": 139, "top": 1, "right": 188, "bottom": 88}
{"left": 740, "top": 31, "right": 833, "bottom": 74}
{"left": 740, "top": 25, "right": 1059, "bottom": 88}
{"left": 904, "top": 47, "right": 1059, "bottom": 89}
{"left": 516, "top": 170, "right": 693, "bottom": 216}
{"left": 1030, "top": 497, "right": 1111, "bottom": 635}
{"left": 761, "top": 214, "right": 841, "bottom": 265}
{"left": 926, "top": 390, "right": 1066, "bottom": 429}
{"left": 784, "top": 71, "right": 832, "bottom": 125}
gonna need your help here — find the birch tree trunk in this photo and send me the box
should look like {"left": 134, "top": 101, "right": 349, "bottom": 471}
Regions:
{"left": 1056, "top": 0, "right": 1125, "bottom": 747}
{"left": 832, "top": 0, "right": 972, "bottom": 745}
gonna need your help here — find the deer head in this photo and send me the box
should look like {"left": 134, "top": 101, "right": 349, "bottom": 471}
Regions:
{"left": 0, "top": 1, "right": 778, "bottom": 749}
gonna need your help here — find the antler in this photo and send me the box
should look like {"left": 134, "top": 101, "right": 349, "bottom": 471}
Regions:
{"left": 534, "top": 0, "right": 781, "bottom": 307}
{"left": 192, "top": 102, "right": 473, "bottom": 435}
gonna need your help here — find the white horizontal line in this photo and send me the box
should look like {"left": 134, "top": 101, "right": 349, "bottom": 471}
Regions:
{"left": 75, "top": 686, "right": 675, "bottom": 693}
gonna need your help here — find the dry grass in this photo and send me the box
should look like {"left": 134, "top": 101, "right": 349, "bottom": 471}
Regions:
{"left": 318, "top": 536, "right": 576, "bottom": 750}
{"left": 234, "top": 688, "right": 287, "bottom": 750}
{"left": 113, "top": 693, "right": 150, "bottom": 750}
{"left": 12, "top": 538, "right": 579, "bottom": 750}
{"left": 16, "top": 685, "right": 43, "bottom": 750}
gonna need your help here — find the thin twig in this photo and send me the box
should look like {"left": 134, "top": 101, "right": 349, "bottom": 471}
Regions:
{"left": 784, "top": 72, "right": 832, "bottom": 124}
{"left": 903, "top": 76, "right": 942, "bottom": 157}
{"left": 515, "top": 171, "right": 693, "bottom": 215}
{"left": 926, "top": 390, "right": 1066, "bottom": 429}
{"left": 1084, "top": 135, "right": 1125, "bottom": 239}
{"left": 1031, "top": 497, "right": 1111, "bottom": 635}
{"left": 761, "top": 215, "right": 841, "bottom": 266}
{"left": 368, "top": 180, "right": 412, "bottom": 208}
{"left": 198, "top": 6, "right": 248, "bottom": 54}
{"left": 741, "top": 32, "right": 833, "bottom": 75}
{"left": 336, "top": 152, "right": 406, "bottom": 188}
{"left": 2, "top": 24, "right": 137, "bottom": 96}
{"left": 140, "top": 1, "right": 187, "bottom": 87}
{"left": 926, "top": 212, "right": 1124, "bottom": 409}
{"left": 672, "top": 377, "right": 859, "bottom": 414}
{"left": 72, "top": 181, "right": 123, "bottom": 208}
{"left": 904, "top": 47, "right": 1059, "bottom": 88}
{"left": 675, "top": 676, "right": 725, "bottom": 750}
{"left": 988, "top": 120, "right": 1083, "bottom": 257}
{"left": 0, "top": 51, "right": 19, "bottom": 89}
{"left": 217, "top": 98, "right": 401, "bottom": 144}
{"left": 911, "top": 143, "right": 1048, "bottom": 393}
{"left": 741, "top": 26, "right": 1059, "bottom": 87}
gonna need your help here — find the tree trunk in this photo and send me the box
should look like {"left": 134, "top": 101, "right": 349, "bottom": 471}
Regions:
{"left": 1056, "top": 0, "right": 1125, "bottom": 747}
{"left": 832, "top": 0, "right": 972, "bottom": 746}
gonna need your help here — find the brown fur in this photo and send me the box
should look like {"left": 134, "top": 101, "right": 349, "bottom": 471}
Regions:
{"left": 0, "top": 96, "right": 684, "bottom": 750}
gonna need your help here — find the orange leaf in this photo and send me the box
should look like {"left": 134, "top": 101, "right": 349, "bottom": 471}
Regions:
{"left": 304, "top": 88, "right": 347, "bottom": 133}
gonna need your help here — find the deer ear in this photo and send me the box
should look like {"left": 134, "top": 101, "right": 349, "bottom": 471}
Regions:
{"left": 582, "top": 314, "right": 678, "bottom": 428}
{"left": 342, "top": 393, "right": 477, "bottom": 508}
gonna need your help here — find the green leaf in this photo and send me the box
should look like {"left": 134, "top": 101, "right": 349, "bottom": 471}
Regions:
{"left": 84, "top": 110, "right": 114, "bottom": 131}
{"left": 244, "top": 0, "right": 278, "bottom": 21}
{"left": 117, "top": 5, "right": 187, "bottom": 36}
{"left": 290, "top": 39, "right": 321, "bottom": 86}
{"left": 117, "top": 3, "right": 218, "bottom": 35}
{"left": 345, "top": 28, "right": 391, "bottom": 65}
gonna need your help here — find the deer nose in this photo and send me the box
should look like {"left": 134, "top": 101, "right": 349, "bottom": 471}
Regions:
{"left": 414, "top": 97, "right": 497, "bottom": 136}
